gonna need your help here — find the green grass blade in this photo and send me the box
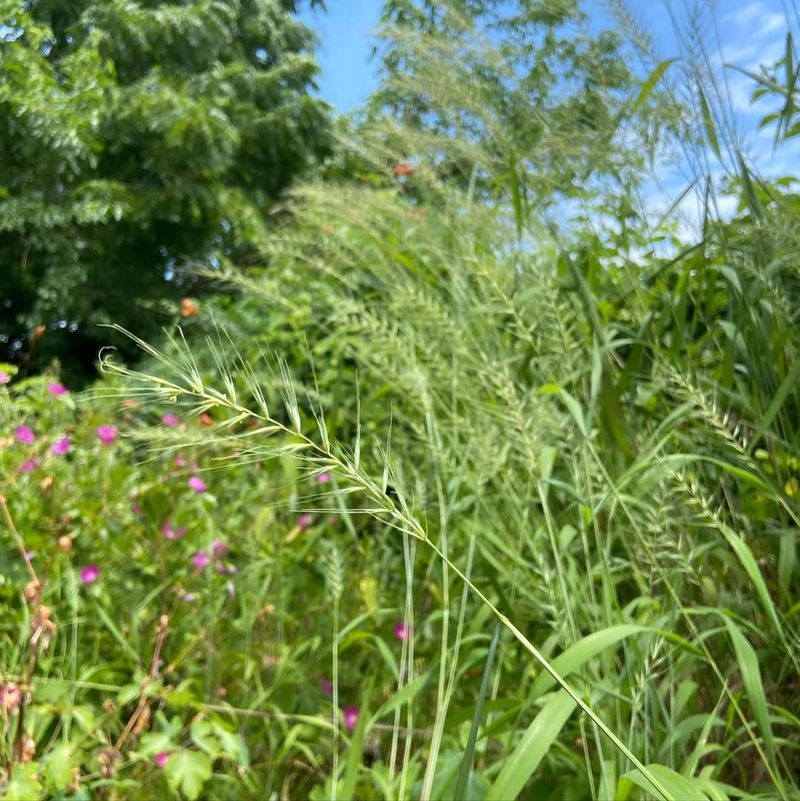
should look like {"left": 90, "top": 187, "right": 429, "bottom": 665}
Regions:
{"left": 340, "top": 702, "right": 367, "bottom": 801}
{"left": 485, "top": 691, "right": 577, "bottom": 801}
{"left": 722, "top": 616, "right": 776, "bottom": 764}
{"left": 698, "top": 87, "right": 721, "bottom": 160}
{"left": 632, "top": 59, "right": 678, "bottom": 113}
{"left": 453, "top": 623, "right": 500, "bottom": 801}
{"left": 749, "top": 356, "right": 800, "bottom": 451}
{"left": 715, "top": 521, "right": 782, "bottom": 636}
{"left": 370, "top": 671, "right": 429, "bottom": 723}
{"left": 529, "top": 624, "right": 646, "bottom": 699}
{"left": 622, "top": 764, "right": 710, "bottom": 801}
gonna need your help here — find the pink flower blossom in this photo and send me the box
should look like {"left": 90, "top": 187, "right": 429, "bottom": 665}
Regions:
{"left": 15, "top": 425, "right": 35, "bottom": 444}
{"left": 131, "top": 503, "right": 142, "bottom": 516}
{"left": 96, "top": 424, "right": 118, "bottom": 445}
{"left": 181, "top": 593, "right": 196, "bottom": 603}
{"left": 47, "top": 382, "right": 68, "bottom": 396}
{"left": 343, "top": 706, "right": 360, "bottom": 731}
{"left": 297, "top": 513, "right": 313, "bottom": 530}
{"left": 161, "top": 413, "right": 180, "bottom": 428}
{"left": 188, "top": 475, "right": 206, "bottom": 493}
{"left": 191, "top": 551, "right": 210, "bottom": 569}
{"left": 174, "top": 454, "right": 186, "bottom": 467}
{"left": 162, "top": 522, "right": 186, "bottom": 540}
{"left": 320, "top": 677, "right": 332, "bottom": 696}
{"left": 52, "top": 436, "right": 71, "bottom": 455}
{"left": 210, "top": 540, "right": 229, "bottom": 561}
{"left": 0, "top": 683, "right": 21, "bottom": 710}
{"left": 154, "top": 752, "right": 170, "bottom": 768}
{"left": 0, "top": 371, "right": 9, "bottom": 385}
{"left": 19, "top": 459, "right": 39, "bottom": 474}
{"left": 80, "top": 564, "right": 100, "bottom": 584}
{"left": 316, "top": 471, "right": 333, "bottom": 483}
{"left": 394, "top": 621, "right": 412, "bottom": 641}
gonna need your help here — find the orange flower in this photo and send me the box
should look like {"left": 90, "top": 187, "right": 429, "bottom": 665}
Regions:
{"left": 198, "top": 412, "right": 214, "bottom": 427}
{"left": 180, "top": 297, "right": 199, "bottom": 317}
{"left": 393, "top": 161, "right": 415, "bottom": 177}
{"left": 31, "top": 324, "right": 46, "bottom": 346}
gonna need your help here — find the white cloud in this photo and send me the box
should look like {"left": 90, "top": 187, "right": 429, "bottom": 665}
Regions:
{"left": 729, "top": 1, "right": 761, "bottom": 23}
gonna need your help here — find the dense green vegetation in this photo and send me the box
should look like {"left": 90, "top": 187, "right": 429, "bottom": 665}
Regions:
{"left": 0, "top": 0, "right": 331, "bottom": 385}
{"left": 2, "top": 1, "right": 800, "bottom": 799}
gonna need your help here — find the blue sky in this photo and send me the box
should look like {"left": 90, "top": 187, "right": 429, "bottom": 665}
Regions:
{"left": 300, "top": 1, "right": 383, "bottom": 112}
{"left": 303, "top": 0, "right": 794, "bottom": 118}
{"left": 301, "top": 1, "right": 795, "bottom": 232}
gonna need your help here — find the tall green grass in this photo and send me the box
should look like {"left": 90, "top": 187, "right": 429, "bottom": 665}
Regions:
{"left": 94, "top": 3, "right": 800, "bottom": 799}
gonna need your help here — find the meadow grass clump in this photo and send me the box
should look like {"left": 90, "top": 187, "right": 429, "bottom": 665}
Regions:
{"left": 2, "top": 2, "right": 800, "bottom": 799}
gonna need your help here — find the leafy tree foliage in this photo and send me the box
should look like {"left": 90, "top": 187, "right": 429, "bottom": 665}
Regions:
{"left": 0, "top": 0, "right": 331, "bottom": 384}
{"left": 367, "top": 0, "right": 644, "bottom": 210}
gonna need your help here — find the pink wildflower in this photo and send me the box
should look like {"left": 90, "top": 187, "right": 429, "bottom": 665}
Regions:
{"left": 80, "top": 564, "right": 100, "bottom": 584}
{"left": 15, "top": 425, "right": 35, "bottom": 444}
{"left": 96, "top": 424, "right": 118, "bottom": 445}
{"left": 191, "top": 551, "right": 210, "bottom": 569}
{"left": 174, "top": 454, "right": 186, "bottom": 467}
{"left": 343, "top": 706, "right": 360, "bottom": 731}
{"left": 19, "top": 459, "right": 39, "bottom": 474}
{"left": 52, "top": 436, "right": 71, "bottom": 455}
{"left": 188, "top": 475, "right": 206, "bottom": 493}
{"left": 0, "top": 683, "right": 21, "bottom": 711}
{"left": 316, "top": 471, "right": 333, "bottom": 483}
{"left": 181, "top": 593, "right": 196, "bottom": 603}
{"left": 162, "top": 522, "right": 186, "bottom": 540}
{"left": 320, "top": 677, "right": 332, "bottom": 695}
{"left": 297, "top": 513, "right": 313, "bottom": 530}
{"left": 0, "top": 371, "right": 9, "bottom": 385}
{"left": 154, "top": 752, "right": 170, "bottom": 768}
{"left": 161, "top": 413, "right": 180, "bottom": 428}
{"left": 47, "top": 382, "right": 68, "bottom": 396}
{"left": 394, "top": 621, "right": 412, "bottom": 641}
{"left": 210, "top": 540, "right": 229, "bottom": 561}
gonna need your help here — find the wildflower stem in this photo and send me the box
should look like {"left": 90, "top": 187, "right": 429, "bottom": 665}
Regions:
{"left": 0, "top": 493, "right": 38, "bottom": 584}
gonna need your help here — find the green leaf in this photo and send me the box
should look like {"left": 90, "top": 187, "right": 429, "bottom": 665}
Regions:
{"left": 698, "top": 87, "right": 721, "bottom": 160}
{"left": 454, "top": 623, "right": 500, "bottom": 801}
{"left": 632, "top": 59, "right": 678, "bottom": 113}
{"left": 139, "top": 732, "right": 175, "bottom": 757}
{"left": 559, "top": 389, "right": 588, "bottom": 437}
{"left": 190, "top": 718, "right": 222, "bottom": 759}
{"left": 370, "top": 671, "right": 429, "bottom": 722}
{"left": 45, "top": 744, "right": 73, "bottom": 792}
{"left": 164, "top": 750, "right": 213, "bottom": 801}
{"left": 486, "top": 691, "right": 576, "bottom": 801}
{"left": 722, "top": 616, "right": 775, "bottom": 762}
{"left": 3, "top": 763, "right": 43, "bottom": 801}
{"left": 622, "top": 763, "right": 710, "bottom": 801}
{"left": 714, "top": 521, "right": 782, "bottom": 635}
{"left": 750, "top": 356, "right": 800, "bottom": 450}
{"left": 341, "top": 702, "right": 367, "bottom": 801}
{"left": 212, "top": 723, "right": 249, "bottom": 766}
{"left": 529, "top": 624, "right": 646, "bottom": 699}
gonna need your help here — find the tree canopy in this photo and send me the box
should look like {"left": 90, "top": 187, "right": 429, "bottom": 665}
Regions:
{"left": 0, "top": 0, "right": 332, "bottom": 385}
